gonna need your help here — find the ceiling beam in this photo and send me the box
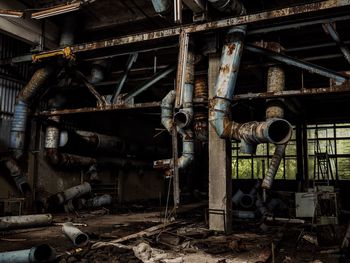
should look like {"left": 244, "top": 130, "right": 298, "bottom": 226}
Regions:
{"left": 0, "top": 1, "right": 59, "bottom": 49}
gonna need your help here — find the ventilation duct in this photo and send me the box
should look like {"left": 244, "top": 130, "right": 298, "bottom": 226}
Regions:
{"left": 208, "top": 0, "right": 244, "bottom": 14}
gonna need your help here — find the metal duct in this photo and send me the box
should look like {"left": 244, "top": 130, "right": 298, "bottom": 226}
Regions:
{"left": 0, "top": 244, "right": 56, "bottom": 263}
{"left": 194, "top": 76, "right": 208, "bottom": 141}
{"left": 174, "top": 46, "right": 195, "bottom": 129}
{"left": 4, "top": 159, "right": 31, "bottom": 194}
{"left": 62, "top": 222, "right": 89, "bottom": 247}
{"left": 208, "top": 0, "right": 244, "bottom": 14}
{"left": 150, "top": 0, "right": 172, "bottom": 15}
{"left": 262, "top": 53, "right": 288, "bottom": 190}
{"left": 0, "top": 214, "right": 53, "bottom": 230}
{"left": 48, "top": 182, "right": 91, "bottom": 206}
{"left": 209, "top": 26, "right": 292, "bottom": 154}
{"left": 10, "top": 66, "right": 55, "bottom": 159}
{"left": 154, "top": 90, "right": 194, "bottom": 170}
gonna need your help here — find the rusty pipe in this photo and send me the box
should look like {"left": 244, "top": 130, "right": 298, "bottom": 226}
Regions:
{"left": 209, "top": 26, "right": 292, "bottom": 154}
{"left": 262, "top": 54, "right": 288, "bottom": 189}
{"left": 174, "top": 44, "right": 195, "bottom": 129}
{"left": 161, "top": 90, "right": 176, "bottom": 133}
{"left": 0, "top": 244, "right": 56, "bottom": 263}
{"left": 153, "top": 128, "right": 194, "bottom": 170}
{"left": 10, "top": 66, "right": 55, "bottom": 159}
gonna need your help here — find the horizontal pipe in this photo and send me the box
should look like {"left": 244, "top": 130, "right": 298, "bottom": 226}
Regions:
{"left": 0, "top": 244, "right": 56, "bottom": 263}
{"left": 233, "top": 210, "right": 256, "bottom": 219}
{"left": 62, "top": 222, "right": 89, "bottom": 247}
{"left": 245, "top": 44, "right": 348, "bottom": 84}
{"left": 0, "top": 214, "right": 53, "bottom": 230}
{"left": 208, "top": 0, "right": 244, "bottom": 14}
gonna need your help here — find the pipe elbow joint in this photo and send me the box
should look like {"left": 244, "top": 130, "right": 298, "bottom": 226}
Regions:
{"left": 174, "top": 109, "right": 193, "bottom": 129}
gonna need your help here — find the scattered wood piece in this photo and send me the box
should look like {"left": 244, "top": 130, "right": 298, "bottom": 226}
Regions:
{"left": 266, "top": 217, "right": 305, "bottom": 224}
{"left": 0, "top": 238, "right": 26, "bottom": 242}
{"left": 53, "top": 222, "right": 88, "bottom": 227}
{"left": 91, "top": 221, "right": 175, "bottom": 249}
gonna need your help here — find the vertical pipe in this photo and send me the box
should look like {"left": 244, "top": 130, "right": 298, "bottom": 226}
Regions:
{"left": 174, "top": 0, "right": 182, "bottom": 23}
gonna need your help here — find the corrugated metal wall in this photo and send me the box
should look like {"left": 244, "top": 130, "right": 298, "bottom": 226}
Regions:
{"left": 0, "top": 33, "right": 30, "bottom": 152}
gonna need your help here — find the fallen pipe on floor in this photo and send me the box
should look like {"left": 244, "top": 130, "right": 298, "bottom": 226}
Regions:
{"left": 0, "top": 244, "right": 56, "bottom": 263}
{"left": 48, "top": 182, "right": 91, "bottom": 206}
{"left": 79, "top": 194, "right": 113, "bottom": 209}
{"left": 0, "top": 214, "right": 53, "bottom": 230}
{"left": 62, "top": 222, "right": 89, "bottom": 247}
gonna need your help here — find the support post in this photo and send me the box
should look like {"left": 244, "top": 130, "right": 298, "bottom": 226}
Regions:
{"left": 208, "top": 53, "right": 232, "bottom": 233}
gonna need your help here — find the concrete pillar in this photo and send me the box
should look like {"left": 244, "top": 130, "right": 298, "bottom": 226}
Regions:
{"left": 208, "top": 53, "right": 232, "bottom": 233}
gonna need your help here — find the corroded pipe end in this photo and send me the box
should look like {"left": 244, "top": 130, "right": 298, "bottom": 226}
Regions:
{"left": 174, "top": 110, "right": 192, "bottom": 129}
{"left": 264, "top": 118, "right": 292, "bottom": 145}
{"left": 29, "top": 244, "right": 56, "bottom": 263}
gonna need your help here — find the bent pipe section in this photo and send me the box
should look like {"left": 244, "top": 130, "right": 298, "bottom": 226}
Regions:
{"left": 151, "top": 0, "right": 172, "bottom": 14}
{"left": 0, "top": 244, "right": 56, "bottom": 263}
{"left": 155, "top": 90, "right": 195, "bottom": 170}
{"left": 209, "top": 26, "right": 292, "bottom": 154}
{"left": 10, "top": 66, "right": 55, "bottom": 159}
{"left": 62, "top": 222, "right": 89, "bottom": 247}
{"left": 154, "top": 129, "right": 194, "bottom": 170}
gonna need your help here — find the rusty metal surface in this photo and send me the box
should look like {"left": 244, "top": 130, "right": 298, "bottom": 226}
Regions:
{"left": 233, "top": 83, "right": 350, "bottom": 100}
{"left": 262, "top": 144, "right": 286, "bottom": 189}
{"left": 266, "top": 65, "right": 285, "bottom": 119}
{"left": 175, "top": 30, "right": 190, "bottom": 108}
{"left": 13, "top": 0, "right": 350, "bottom": 61}
{"left": 38, "top": 101, "right": 161, "bottom": 116}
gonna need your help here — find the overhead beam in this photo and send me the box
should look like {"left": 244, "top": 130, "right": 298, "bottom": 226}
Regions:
{"left": 233, "top": 82, "right": 350, "bottom": 100}
{"left": 24, "top": 0, "right": 350, "bottom": 57}
{"left": 0, "top": 1, "right": 59, "bottom": 48}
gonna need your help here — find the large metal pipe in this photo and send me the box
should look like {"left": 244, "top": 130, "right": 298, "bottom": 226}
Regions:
{"left": 262, "top": 52, "right": 288, "bottom": 190}
{"left": 209, "top": 26, "right": 292, "bottom": 154}
{"left": 62, "top": 222, "right": 89, "bottom": 247}
{"left": 0, "top": 244, "right": 56, "bottom": 263}
{"left": 150, "top": 0, "right": 172, "bottom": 15}
{"left": 174, "top": 45, "right": 195, "bottom": 129}
{"left": 4, "top": 159, "right": 31, "bottom": 194}
{"left": 154, "top": 90, "right": 194, "bottom": 170}
{"left": 161, "top": 90, "right": 176, "bottom": 133}
{"left": 48, "top": 182, "right": 91, "bottom": 206}
{"left": 0, "top": 214, "right": 53, "bottom": 230}
{"left": 154, "top": 129, "right": 194, "bottom": 170}
{"left": 10, "top": 66, "right": 55, "bottom": 159}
